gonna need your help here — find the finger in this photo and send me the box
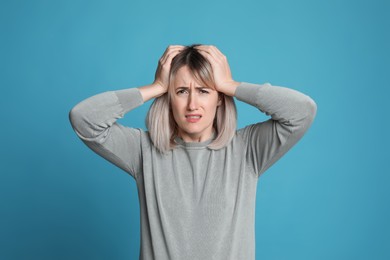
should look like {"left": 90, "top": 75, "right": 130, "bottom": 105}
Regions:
{"left": 164, "top": 45, "right": 184, "bottom": 53}
{"left": 165, "top": 49, "right": 182, "bottom": 64}
{"left": 208, "top": 47, "right": 223, "bottom": 61}
{"left": 195, "top": 45, "right": 225, "bottom": 63}
{"left": 194, "top": 45, "right": 220, "bottom": 54}
{"left": 160, "top": 46, "right": 184, "bottom": 64}
{"left": 160, "top": 46, "right": 182, "bottom": 62}
{"left": 166, "top": 45, "right": 185, "bottom": 53}
{"left": 196, "top": 48, "right": 220, "bottom": 65}
{"left": 160, "top": 48, "right": 183, "bottom": 65}
{"left": 160, "top": 45, "right": 184, "bottom": 60}
{"left": 208, "top": 46, "right": 226, "bottom": 62}
{"left": 196, "top": 46, "right": 231, "bottom": 77}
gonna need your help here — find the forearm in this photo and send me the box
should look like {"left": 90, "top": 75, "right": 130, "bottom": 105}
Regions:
{"left": 69, "top": 87, "right": 144, "bottom": 139}
{"left": 234, "top": 82, "right": 317, "bottom": 125}
{"left": 219, "top": 80, "right": 241, "bottom": 96}
{"left": 138, "top": 83, "right": 167, "bottom": 102}
{"left": 236, "top": 82, "right": 317, "bottom": 177}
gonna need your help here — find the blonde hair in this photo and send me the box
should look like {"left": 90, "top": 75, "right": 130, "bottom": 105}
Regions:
{"left": 146, "top": 44, "right": 237, "bottom": 153}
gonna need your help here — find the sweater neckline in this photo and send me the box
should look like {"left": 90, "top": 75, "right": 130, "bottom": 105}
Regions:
{"left": 173, "top": 132, "right": 216, "bottom": 148}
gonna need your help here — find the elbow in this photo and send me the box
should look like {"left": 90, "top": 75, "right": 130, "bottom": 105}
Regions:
{"left": 291, "top": 95, "right": 317, "bottom": 128}
{"left": 68, "top": 104, "right": 86, "bottom": 136}
{"left": 297, "top": 96, "right": 317, "bottom": 130}
{"left": 69, "top": 105, "right": 78, "bottom": 129}
{"left": 288, "top": 97, "right": 317, "bottom": 138}
{"left": 306, "top": 96, "right": 317, "bottom": 122}
{"left": 307, "top": 98, "right": 317, "bottom": 121}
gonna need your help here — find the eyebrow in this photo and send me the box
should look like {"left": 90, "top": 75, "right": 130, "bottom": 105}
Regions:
{"left": 175, "top": 86, "right": 213, "bottom": 90}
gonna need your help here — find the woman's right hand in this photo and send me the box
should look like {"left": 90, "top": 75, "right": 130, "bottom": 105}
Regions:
{"left": 153, "top": 45, "right": 185, "bottom": 93}
{"left": 139, "top": 45, "right": 184, "bottom": 102}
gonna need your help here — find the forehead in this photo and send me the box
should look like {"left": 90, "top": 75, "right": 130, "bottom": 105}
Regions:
{"left": 173, "top": 66, "right": 202, "bottom": 87}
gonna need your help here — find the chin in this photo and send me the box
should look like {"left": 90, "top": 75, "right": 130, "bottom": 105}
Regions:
{"left": 179, "top": 127, "right": 203, "bottom": 136}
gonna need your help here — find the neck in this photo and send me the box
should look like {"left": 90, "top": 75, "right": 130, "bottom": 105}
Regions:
{"left": 177, "top": 129, "right": 215, "bottom": 143}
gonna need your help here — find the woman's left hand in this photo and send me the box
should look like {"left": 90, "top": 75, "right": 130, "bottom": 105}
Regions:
{"left": 195, "top": 45, "right": 240, "bottom": 96}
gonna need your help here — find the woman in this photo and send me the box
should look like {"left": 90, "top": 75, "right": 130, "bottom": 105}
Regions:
{"left": 69, "top": 44, "right": 317, "bottom": 260}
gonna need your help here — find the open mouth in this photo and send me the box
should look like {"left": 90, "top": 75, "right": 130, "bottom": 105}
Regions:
{"left": 185, "top": 115, "right": 202, "bottom": 122}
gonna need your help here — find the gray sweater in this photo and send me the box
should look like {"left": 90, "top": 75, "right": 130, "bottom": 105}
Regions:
{"left": 69, "top": 82, "right": 317, "bottom": 260}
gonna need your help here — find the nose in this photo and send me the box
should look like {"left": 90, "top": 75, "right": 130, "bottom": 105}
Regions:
{"left": 187, "top": 91, "right": 198, "bottom": 111}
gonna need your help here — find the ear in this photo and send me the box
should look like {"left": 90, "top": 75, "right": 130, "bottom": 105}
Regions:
{"left": 217, "top": 94, "right": 223, "bottom": 106}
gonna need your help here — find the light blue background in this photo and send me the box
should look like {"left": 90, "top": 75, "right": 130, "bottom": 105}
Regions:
{"left": 1, "top": 0, "right": 389, "bottom": 259}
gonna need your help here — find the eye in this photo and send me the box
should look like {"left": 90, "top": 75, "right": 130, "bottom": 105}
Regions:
{"left": 176, "top": 89, "right": 188, "bottom": 95}
{"left": 199, "top": 89, "right": 209, "bottom": 94}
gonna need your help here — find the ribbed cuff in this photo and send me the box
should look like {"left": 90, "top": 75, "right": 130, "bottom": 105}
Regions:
{"left": 114, "top": 88, "right": 144, "bottom": 113}
{"left": 234, "top": 82, "right": 271, "bottom": 104}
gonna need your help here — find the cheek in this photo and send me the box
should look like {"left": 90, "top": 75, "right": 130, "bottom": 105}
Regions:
{"left": 171, "top": 99, "right": 179, "bottom": 111}
{"left": 170, "top": 100, "right": 182, "bottom": 122}
{"left": 205, "top": 98, "right": 220, "bottom": 114}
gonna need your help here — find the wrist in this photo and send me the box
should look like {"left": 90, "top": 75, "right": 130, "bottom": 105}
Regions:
{"left": 151, "top": 82, "right": 167, "bottom": 95}
{"left": 218, "top": 80, "right": 241, "bottom": 96}
{"left": 139, "top": 83, "right": 167, "bottom": 102}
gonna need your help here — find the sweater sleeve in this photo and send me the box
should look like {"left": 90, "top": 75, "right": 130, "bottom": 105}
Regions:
{"left": 69, "top": 88, "right": 145, "bottom": 180}
{"left": 235, "top": 82, "right": 317, "bottom": 178}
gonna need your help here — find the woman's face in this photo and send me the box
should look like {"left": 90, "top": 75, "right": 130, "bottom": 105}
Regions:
{"left": 170, "top": 66, "right": 221, "bottom": 142}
